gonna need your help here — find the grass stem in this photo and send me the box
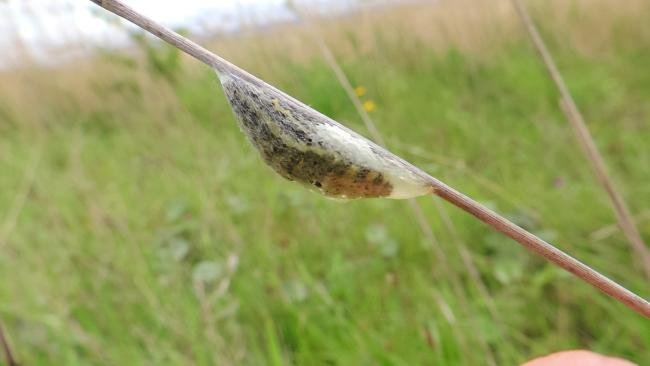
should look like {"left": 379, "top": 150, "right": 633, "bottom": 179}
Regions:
{"left": 0, "top": 323, "right": 18, "bottom": 366}
{"left": 512, "top": 0, "right": 650, "bottom": 279}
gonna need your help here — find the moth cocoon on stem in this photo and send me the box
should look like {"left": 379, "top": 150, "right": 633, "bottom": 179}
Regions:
{"left": 217, "top": 71, "right": 434, "bottom": 200}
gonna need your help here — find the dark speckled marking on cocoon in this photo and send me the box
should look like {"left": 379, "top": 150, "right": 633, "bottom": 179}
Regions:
{"left": 220, "top": 72, "right": 394, "bottom": 199}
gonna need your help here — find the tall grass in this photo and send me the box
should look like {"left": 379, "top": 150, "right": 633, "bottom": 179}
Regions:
{"left": 0, "top": 0, "right": 649, "bottom": 364}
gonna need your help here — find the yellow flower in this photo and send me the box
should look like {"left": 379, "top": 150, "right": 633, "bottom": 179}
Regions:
{"left": 363, "top": 100, "right": 376, "bottom": 113}
{"left": 354, "top": 86, "right": 367, "bottom": 97}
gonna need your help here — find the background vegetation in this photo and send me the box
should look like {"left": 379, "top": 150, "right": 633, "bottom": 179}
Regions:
{"left": 1, "top": 0, "right": 649, "bottom": 364}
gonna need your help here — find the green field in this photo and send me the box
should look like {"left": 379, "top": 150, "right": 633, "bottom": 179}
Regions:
{"left": 1, "top": 1, "right": 649, "bottom": 364}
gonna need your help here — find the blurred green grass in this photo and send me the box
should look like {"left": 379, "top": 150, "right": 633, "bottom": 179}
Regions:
{"left": 1, "top": 1, "right": 649, "bottom": 364}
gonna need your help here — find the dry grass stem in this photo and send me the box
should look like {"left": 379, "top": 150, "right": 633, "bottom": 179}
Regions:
{"left": 591, "top": 211, "right": 650, "bottom": 242}
{"left": 512, "top": 0, "right": 650, "bottom": 279}
{"left": 0, "top": 323, "right": 18, "bottom": 366}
